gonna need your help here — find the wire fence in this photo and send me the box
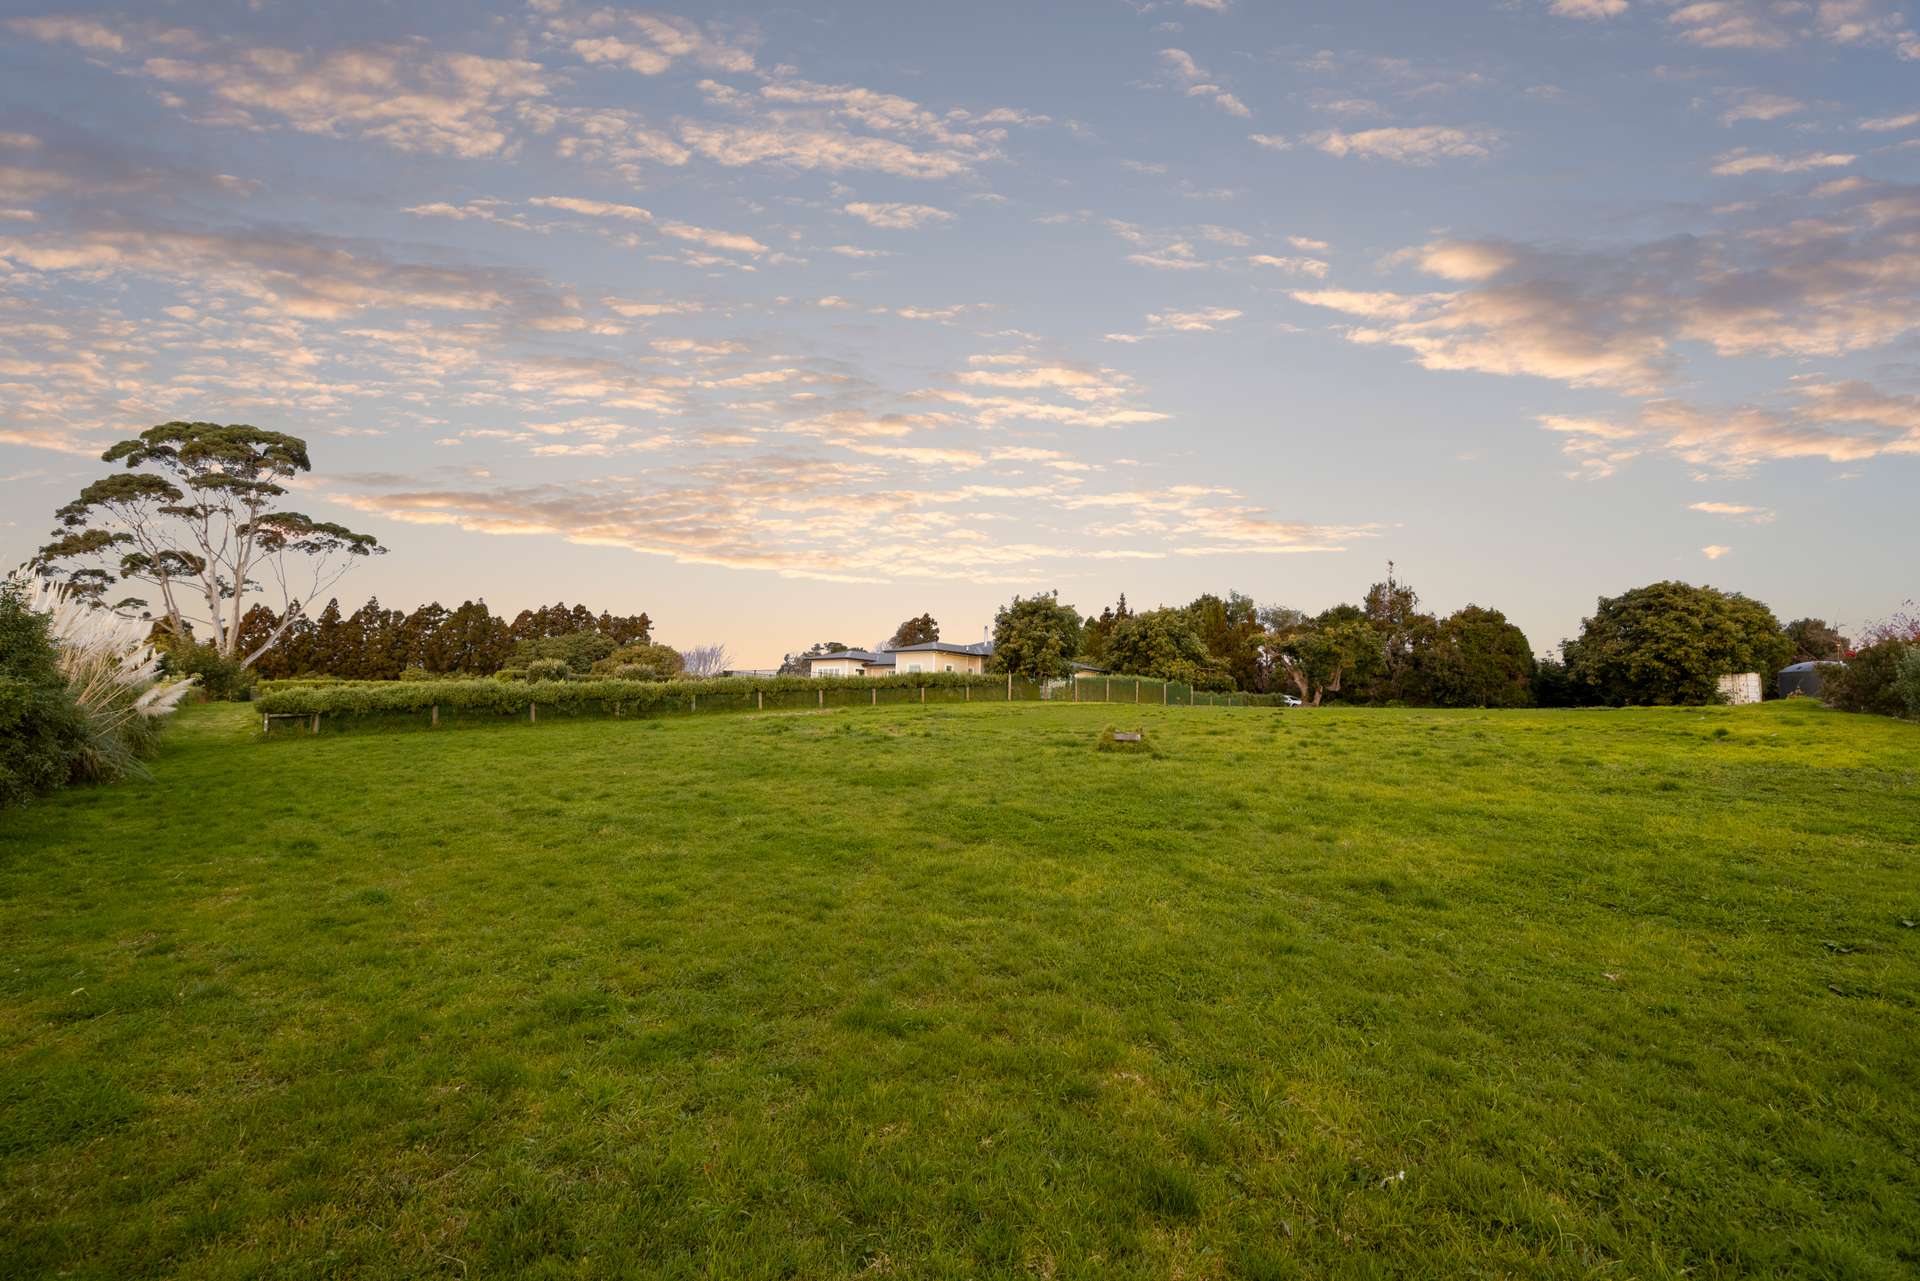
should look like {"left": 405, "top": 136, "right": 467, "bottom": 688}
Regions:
{"left": 259, "top": 673, "right": 1280, "bottom": 737}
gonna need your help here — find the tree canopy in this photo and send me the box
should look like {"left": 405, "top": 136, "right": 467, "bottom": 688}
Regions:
{"left": 1784, "top": 617, "right": 1850, "bottom": 662}
{"left": 888, "top": 614, "right": 939, "bottom": 648}
{"left": 35, "top": 422, "right": 383, "bottom": 668}
{"left": 1105, "top": 608, "right": 1234, "bottom": 689}
{"left": 989, "top": 593, "right": 1081, "bottom": 681}
{"left": 1563, "top": 581, "right": 1792, "bottom": 706}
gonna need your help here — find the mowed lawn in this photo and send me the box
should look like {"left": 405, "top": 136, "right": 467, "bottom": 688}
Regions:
{"left": 1, "top": 701, "right": 1917, "bottom": 1280}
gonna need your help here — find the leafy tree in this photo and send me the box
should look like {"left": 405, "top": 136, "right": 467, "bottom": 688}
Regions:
{"left": 1353, "top": 565, "right": 1440, "bottom": 702}
{"left": 1784, "top": 617, "right": 1849, "bottom": 663}
{"left": 593, "top": 642, "right": 685, "bottom": 679}
{"left": 515, "top": 631, "right": 619, "bottom": 674}
{"left": 1896, "top": 646, "right": 1920, "bottom": 720}
{"left": 988, "top": 592, "right": 1081, "bottom": 681}
{"left": 1419, "top": 605, "right": 1536, "bottom": 708}
{"left": 437, "top": 601, "right": 513, "bottom": 674}
{"left": 1266, "top": 611, "right": 1378, "bottom": 706}
{"left": 1077, "top": 594, "right": 1133, "bottom": 668}
{"left": 1107, "top": 608, "right": 1233, "bottom": 689}
{"left": 33, "top": 422, "right": 383, "bottom": 668}
{"left": 1531, "top": 656, "right": 1577, "bottom": 708}
{"left": 888, "top": 614, "right": 940, "bottom": 648}
{"left": 1824, "top": 639, "right": 1913, "bottom": 717}
{"left": 1182, "top": 591, "right": 1265, "bottom": 691}
{"left": 0, "top": 577, "right": 87, "bottom": 807}
{"left": 1563, "top": 581, "right": 1792, "bottom": 706}
{"left": 508, "top": 602, "right": 651, "bottom": 646}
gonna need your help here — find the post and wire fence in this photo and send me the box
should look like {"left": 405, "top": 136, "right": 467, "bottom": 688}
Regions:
{"left": 255, "top": 670, "right": 1284, "bottom": 737}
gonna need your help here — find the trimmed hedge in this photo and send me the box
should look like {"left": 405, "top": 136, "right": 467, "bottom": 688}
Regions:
{"left": 256, "top": 671, "right": 1015, "bottom": 719}
{"left": 254, "top": 670, "right": 1281, "bottom": 734}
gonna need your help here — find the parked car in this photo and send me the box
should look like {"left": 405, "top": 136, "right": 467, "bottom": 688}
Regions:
{"left": 1281, "top": 695, "right": 1302, "bottom": 707}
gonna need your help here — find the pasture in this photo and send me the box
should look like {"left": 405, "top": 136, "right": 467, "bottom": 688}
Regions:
{"left": 1, "top": 699, "right": 1916, "bottom": 1279}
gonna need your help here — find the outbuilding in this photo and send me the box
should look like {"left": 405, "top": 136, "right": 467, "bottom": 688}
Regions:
{"left": 1778, "top": 660, "right": 1845, "bottom": 699}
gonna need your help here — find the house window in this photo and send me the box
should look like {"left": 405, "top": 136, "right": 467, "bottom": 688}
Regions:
{"left": 944, "top": 664, "right": 954, "bottom": 672}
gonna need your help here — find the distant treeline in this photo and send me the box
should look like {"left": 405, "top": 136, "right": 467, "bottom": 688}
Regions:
{"left": 228, "top": 600, "right": 654, "bottom": 680}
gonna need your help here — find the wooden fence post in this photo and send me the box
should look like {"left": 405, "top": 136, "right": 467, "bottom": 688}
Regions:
{"left": 1162, "top": 682, "right": 1167, "bottom": 705}
{"left": 818, "top": 688, "right": 824, "bottom": 708}
{"left": 1135, "top": 679, "right": 1141, "bottom": 703}
{"left": 310, "top": 712, "right": 319, "bottom": 735}
{"left": 530, "top": 702, "right": 537, "bottom": 723}
{"left": 431, "top": 704, "right": 439, "bottom": 728}
{"left": 262, "top": 713, "right": 269, "bottom": 734}
{"left": 871, "top": 687, "right": 876, "bottom": 706}
{"left": 965, "top": 684, "right": 970, "bottom": 702}
{"left": 691, "top": 694, "right": 697, "bottom": 713}
{"left": 1007, "top": 672, "right": 1013, "bottom": 700}
{"left": 920, "top": 685, "right": 926, "bottom": 704}
{"left": 757, "top": 689, "right": 763, "bottom": 711}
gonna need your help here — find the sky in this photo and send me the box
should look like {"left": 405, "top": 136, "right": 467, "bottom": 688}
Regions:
{"left": 1, "top": 0, "right": 1916, "bottom": 667}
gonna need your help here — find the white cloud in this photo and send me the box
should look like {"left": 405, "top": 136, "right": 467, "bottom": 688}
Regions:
{"left": 106, "top": 32, "right": 552, "bottom": 158}
{"left": 1712, "top": 89, "right": 1806, "bottom": 126}
{"left": 1549, "top": 0, "right": 1630, "bottom": 18}
{"left": 1248, "top": 254, "right": 1329, "bottom": 276}
{"left": 545, "top": 11, "right": 756, "bottom": 76}
{"left": 1145, "top": 306, "right": 1244, "bottom": 332}
{"left": 678, "top": 120, "right": 975, "bottom": 179}
{"left": 1689, "top": 500, "right": 1775, "bottom": 521}
{"left": 843, "top": 201, "right": 955, "bottom": 230}
{"left": 658, "top": 220, "right": 769, "bottom": 255}
{"left": 1308, "top": 126, "right": 1499, "bottom": 163}
{"left": 1701, "top": 544, "right": 1731, "bottom": 559}
{"left": 604, "top": 298, "right": 703, "bottom": 318}
{"left": 1859, "top": 111, "right": 1920, "bottom": 132}
{"left": 530, "top": 195, "right": 653, "bottom": 222}
{"left": 1711, "top": 147, "right": 1857, "bottom": 175}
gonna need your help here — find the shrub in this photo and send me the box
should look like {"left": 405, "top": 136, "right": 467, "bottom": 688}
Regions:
{"left": 525, "top": 658, "right": 572, "bottom": 682}
{"left": 512, "top": 632, "right": 618, "bottom": 674}
{"left": 1825, "top": 640, "right": 1914, "bottom": 717}
{"left": 611, "top": 663, "right": 656, "bottom": 681}
{"left": 0, "top": 578, "right": 87, "bottom": 808}
{"left": 495, "top": 668, "right": 527, "bottom": 683}
{"left": 162, "top": 641, "right": 257, "bottom": 702}
{"left": 397, "top": 666, "right": 440, "bottom": 682}
{"left": 591, "top": 642, "right": 684, "bottom": 679}
{"left": 10, "top": 579, "right": 196, "bottom": 789}
{"left": 256, "top": 670, "right": 1010, "bottom": 722}
{"left": 1896, "top": 646, "right": 1920, "bottom": 720}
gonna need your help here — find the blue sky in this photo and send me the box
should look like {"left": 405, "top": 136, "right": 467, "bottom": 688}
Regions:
{"left": 1, "top": 0, "right": 1915, "bottom": 665}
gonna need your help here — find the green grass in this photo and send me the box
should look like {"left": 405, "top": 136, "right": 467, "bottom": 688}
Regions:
{"left": 1, "top": 699, "right": 1916, "bottom": 1279}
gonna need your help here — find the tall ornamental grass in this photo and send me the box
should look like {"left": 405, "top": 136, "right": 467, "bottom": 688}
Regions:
{"left": 21, "top": 576, "right": 197, "bottom": 786}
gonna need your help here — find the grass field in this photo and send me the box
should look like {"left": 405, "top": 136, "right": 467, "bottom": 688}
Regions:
{"left": 2, "top": 699, "right": 1916, "bottom": 1279}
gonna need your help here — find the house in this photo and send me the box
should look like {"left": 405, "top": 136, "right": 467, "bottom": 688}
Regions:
{"left": 889, "top": 640, "right": 993, "bottom": 675}
{"left": 805, "top": 638, "right": 995, "bottom": 677}
{"left": 805, "top": 649, "right": 895, "bottom": 678}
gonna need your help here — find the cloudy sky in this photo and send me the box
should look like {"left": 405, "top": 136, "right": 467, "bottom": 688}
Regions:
{"left": 2, "top": 0, "right": 1916, "bottom": 664}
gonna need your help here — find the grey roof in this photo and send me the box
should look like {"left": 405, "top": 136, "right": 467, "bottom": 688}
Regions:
{"left": 806, "top": 649, "right": 894, "bottom": 665}
{"left": 1781, "top": 660, "right": 1847, "bottom": 672}
{"left": 889, "top": 640, "right": 993, "bottom": 656}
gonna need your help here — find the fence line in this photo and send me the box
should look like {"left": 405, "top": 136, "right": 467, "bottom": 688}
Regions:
{"left": 259, "top": 674, "right": 1278, "bottom": 736}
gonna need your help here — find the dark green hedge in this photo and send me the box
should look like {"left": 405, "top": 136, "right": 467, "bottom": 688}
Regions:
{"left": 256, "top": 671, "right": 1016, "bottom": 719}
